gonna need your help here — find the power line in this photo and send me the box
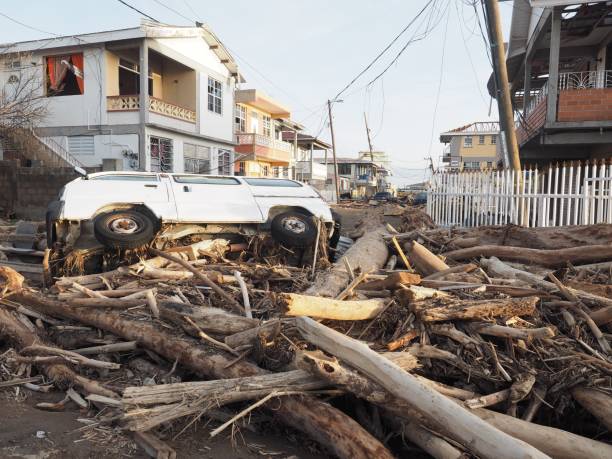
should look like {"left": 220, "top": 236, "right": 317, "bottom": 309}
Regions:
{"left": 331, "top": 0, "right": 436, "bottom": 101}
{"left": 116, "top": 0, "right": 161, "bottom": 23}
{"left": 0, "top": 11, "right": 60, "bottom": 37}
{"left": 151, "top": 0, "right": 194, "bottom": 23}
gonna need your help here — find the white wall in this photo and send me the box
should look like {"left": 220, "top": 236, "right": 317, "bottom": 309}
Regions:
{"left": 48, "top": 133, "right": 139, "bottom": 169}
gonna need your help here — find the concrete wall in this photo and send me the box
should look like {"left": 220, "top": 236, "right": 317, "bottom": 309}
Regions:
{"left": 0, "top": 160, "right": 78, "bottom": 219}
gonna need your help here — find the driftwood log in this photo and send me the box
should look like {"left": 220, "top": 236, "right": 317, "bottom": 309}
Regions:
{"left": 281, "top": 293, "right": 387, "bottom": 320}
{"left": 296, "top": 317, "right": 549, "bottom": 459}
{"left": 411, "top": 296, "right": 539, "bottom": 322}
{"left": 12, "top": 292, "right": 393, "bottom": 459}
{"left": 306, "top": 224, "right": 389, "bottom": 298}
{"left": 446, "top": 244, "right": 612, "bottom": 268}
{"left": 405, "top": 240, "right": 449, "bottom": 276}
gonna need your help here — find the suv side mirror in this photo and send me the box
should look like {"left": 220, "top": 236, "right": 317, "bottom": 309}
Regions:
{"left": 74, "top": 166, "right": 87, "bottom": 177}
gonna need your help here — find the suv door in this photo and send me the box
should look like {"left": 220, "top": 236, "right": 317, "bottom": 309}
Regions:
{"left": 170, "top": 175, "right": 264, "bottom": 223}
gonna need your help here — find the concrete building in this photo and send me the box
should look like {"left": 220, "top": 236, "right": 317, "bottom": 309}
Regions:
{"left": 316, "top": 157, "right": 384, "bottom": 198}
{"left": 234, "top": 89, "right": 297, "bottom": 177}
{"left": 500, "top": 1, "right": 612, "bottom": 161}
{"left": 0, "top": 20, "right": 241, "bottom": 173}
{"left": 440, "top": 122, "right": 502, "bottom": 170}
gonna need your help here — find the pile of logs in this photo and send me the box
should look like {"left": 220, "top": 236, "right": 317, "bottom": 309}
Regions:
{"left": 1, "top": 215, "right": 611, "bottom": 459}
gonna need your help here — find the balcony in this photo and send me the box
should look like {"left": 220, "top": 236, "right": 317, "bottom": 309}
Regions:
{"left": 355, "top": 174, "right": 377, "bottom": 186}
{"left": 107, "top": 95, "right": 196, "bottom": 123}
{"left": 235, "top": 133, "right": 292, "bottom": 164}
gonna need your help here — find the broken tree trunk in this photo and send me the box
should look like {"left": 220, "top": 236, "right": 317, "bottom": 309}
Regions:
{"left": 0, "top": 307, "right": 118, "bottom": 398}
{"left": 298, "top": 350, "right": 612, "bottom": 459}
{"left": 13, "top": 292, "right": 393, "bottom": 459}
{"left": 306, "top": 224, "right": 389, "bottom": 298}
{"left": 295, "top": 316, "right": 549, "bottom": 459}
{"left": 446, "top": 244, "right": 612, "bottom": 268}
{"left": 281, "top": 293, "right": 387, "bottom": 320}
{"left": 405, "top": 240, "right": 449, "bottom": 276}
{"left": 411, "top": 296, "right": 539, "bottom": 322}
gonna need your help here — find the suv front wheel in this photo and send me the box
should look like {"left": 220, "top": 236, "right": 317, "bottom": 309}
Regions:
{"left": 93, "top": 209, "right": 156, "bottom": 249}
{"left": 271, "top": 211, "right": 317, "bottom": 248}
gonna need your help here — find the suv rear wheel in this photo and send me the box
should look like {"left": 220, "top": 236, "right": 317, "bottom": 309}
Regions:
{"left": 93, "top": 209, "right": 156, "bottom": 249}
{"left": 271, "top": 211, "right": 317, "bottom": 248}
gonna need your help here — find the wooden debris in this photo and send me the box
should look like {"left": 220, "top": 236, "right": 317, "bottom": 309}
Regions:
{"left": 281, "top": 293, "right": 387, "bottom": 320}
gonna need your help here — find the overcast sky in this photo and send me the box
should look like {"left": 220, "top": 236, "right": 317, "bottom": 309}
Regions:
{"left": 0, "top": 0, "right": 512, "bottom": 185}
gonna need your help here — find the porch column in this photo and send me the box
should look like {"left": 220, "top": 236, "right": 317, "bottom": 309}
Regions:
{"left": 522, "top": 57, "right": 532, "bottom": 114}
{"left": 138, "top": 39, "right": 149, "bottom": 171}
{"left": 546, "top": 7, "right": 561, "bottom": 124}
{"left": 309, "top": 142, "right": 314, "bottom": 182}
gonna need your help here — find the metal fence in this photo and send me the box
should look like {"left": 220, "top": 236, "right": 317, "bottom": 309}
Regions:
{"left": 426, "top": 162, "right": 612, "bottom": 228}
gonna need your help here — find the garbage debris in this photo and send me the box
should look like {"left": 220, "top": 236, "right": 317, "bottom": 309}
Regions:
{"left": 1, "top": 203, "right": 611, "bottom": 459}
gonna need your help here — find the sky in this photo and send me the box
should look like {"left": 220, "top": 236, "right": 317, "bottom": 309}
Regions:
{"left": 0, "top": 0, "right": 512, "bottom": 185}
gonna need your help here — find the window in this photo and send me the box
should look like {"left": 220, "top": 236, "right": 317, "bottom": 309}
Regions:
{"left": 90, "top": 174, "right": 158, "bottom": 181}
{"left": 463, "top": 161, "right": 480, "bottom": 170}
{"left": 208, "top": 77, "right": 222, "bottom": 114}
{"left": 217, "top": 149, "right": 232, "bottom": 175}
{"left": 491, "top": 135, "right": 497, "bottom": 145}
{"left": 486, "top": 161, "right": 493, "bottom": 168}
{"left": 68, "top": 136, "right": 94, "bottom": 155}
{"left": 262, "top": 165, "right": 269, "bottom": 177}
{"left": 237, "top": 161, "right": 246, "bottom": 176}
{"left": 46, "top": 53, "right": 84, "bottom": 96}
{"left": 234, "top": 104, "right": 246, "bottom": 132}
{"left": 5, "top": 60, "right": 21, "bottom": 70}
{"left": 463, "top": 136, "right": 473, "bottom": 148}
{"left": 250, "top": 111, "right": 259, "bottom": 133}
{"left": 338, "top": 164, "right": 351, "bottom": 175}
{"left": 118, "top": 58, "right": 152, "bottom": 96}
{"left": 184, "top": 143, "right": 211, "bottom": 174}
{"left": 478, "top": 135, "right": 485, "bottom": 145}
{"left": 263, "top": 115, "right": 271, "bottom": 137}
{"left": 244, "top": 178, "right": 302, "bottom": 187}
{"left": 173, "top": 175, "right": 240, "bottom": 185}
{"left": 150, "top": 136, "right": 173, "bottom": 172}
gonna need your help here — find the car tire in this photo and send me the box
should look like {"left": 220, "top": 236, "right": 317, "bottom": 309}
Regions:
{"left": 93, "top": 209, "right": 156, "bottom": 249}
{"left": 271, "top": 211, "right": 317, "bottom": 248}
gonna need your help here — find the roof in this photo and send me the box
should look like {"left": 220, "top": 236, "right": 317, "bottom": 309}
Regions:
{"left": 440, "top": 122, "right": 500, "bottom": 142}
{"left": 235, "top": 89, "right": 290, "bottom": 118}
{"left": 281, "top": 132, "right": 331, "bottom": 149}
{"left": 0, "top": 19, "right": 241, "bottom": 78}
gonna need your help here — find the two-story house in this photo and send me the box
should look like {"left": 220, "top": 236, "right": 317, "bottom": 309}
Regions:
{"left": 502, "top": 1, "right": 612, "bottom": 161}
{"left": 233, "top": 89, "right": 297, "bottom": 177}
{"left": 0, "top": 20, "right": 240, "bottom": 174}
{"left": 440, "top": 122, "right": 503, "bottom": 170}
{"left": 316, "top": 157, "right": 381, "bottom": 198}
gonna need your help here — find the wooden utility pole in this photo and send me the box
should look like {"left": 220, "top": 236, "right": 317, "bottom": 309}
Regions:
{"left": 327, "top": 100, "right": 341, "bottom": 203}
{"left": 483, "top": 0, "right": 521, "bottom": 171}
{"left": 363, "top": 112, "right": 374, "bottom": 162}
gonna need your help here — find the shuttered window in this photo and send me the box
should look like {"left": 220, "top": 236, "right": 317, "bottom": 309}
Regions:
{"left": 68, "top": 136, "right": 94, "bottom": 155}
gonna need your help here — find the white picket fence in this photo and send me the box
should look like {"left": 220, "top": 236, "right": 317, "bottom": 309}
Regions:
{"left": 426, "top": 162, "right": 612, "bottom": 228}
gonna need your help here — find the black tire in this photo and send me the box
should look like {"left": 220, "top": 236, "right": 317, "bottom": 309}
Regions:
{"left": 93, "top": 209, "right": 156, "bottom": 249}
{"left": 271, "top": 211, "right": 317, "bottom": 248}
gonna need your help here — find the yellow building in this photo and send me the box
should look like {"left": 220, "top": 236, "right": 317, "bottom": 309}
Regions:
{"left": 440, "top": 122, "right": 503, "bottom": 171}
{"left": 234, "top": 89, "right": 295, "bottom": 177}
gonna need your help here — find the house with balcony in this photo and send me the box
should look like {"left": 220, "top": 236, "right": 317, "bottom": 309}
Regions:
{"left": 233, "top": 89, "right": 298, "bottom": 177}
{"left": 0, "top": 20, "right": 240, "bottom": 173}
{"left": 502, "top": 1, "right": 612, "bottom": 161}
{"left": 440, "top": 122, "right": 502, "bottom": 170}
{"left": 316, "top": 157, "right": 383, "bottom": 198}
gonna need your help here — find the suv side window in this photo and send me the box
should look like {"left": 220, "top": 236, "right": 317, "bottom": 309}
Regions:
{"left": 90, "top": 175, "right": 159, "bottom": 182}
{"left": 173, "top": 175, "right": 240, "bottom": 185}
{"left": 243, "top": 178, "right": 302, "bottom": 187}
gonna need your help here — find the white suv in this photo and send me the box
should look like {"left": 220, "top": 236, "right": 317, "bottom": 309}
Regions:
{"left": 46, "top": 172, "right": 337, "bottom": 251}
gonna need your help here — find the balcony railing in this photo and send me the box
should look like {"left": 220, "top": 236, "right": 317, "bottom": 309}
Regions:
{"left": 559, "top": 70, "right": 612, "bottom": 90}
{"left": 107, "top": 95, "right": 196, "bottom": 123}
{"left": 235, "top": 133, "right": 292, "bottom": 162}
{"left": 524, "top": 82, "right": 548, "bottom": 116}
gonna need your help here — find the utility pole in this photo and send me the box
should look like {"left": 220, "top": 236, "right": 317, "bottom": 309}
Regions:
{"left": 327, "top": 100, "right": 341, "bottom": 203}
{"left": 483, "top": 0, "right": 521, "bottom": 171}
{"left": 363, "top": 112, "right": 374, "bottom": 162}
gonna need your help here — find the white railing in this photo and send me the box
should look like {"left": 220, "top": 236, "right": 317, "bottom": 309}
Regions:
{"left": 236, "top": 133, "right": 293, "bottom": 153}
{"left": 559, "top": 70, "right": 612, "bottom": 90}
{"left": 107, "top": 95, "right": 196, "bottom": 123}
{"left": 426, "top": 162, "right": 612, "bottom": 228}
{"left": 524, "top": 82, "right": 548, "bottom": 115}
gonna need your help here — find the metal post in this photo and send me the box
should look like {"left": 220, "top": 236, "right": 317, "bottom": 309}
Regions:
{"left": 547, "top": 6, "right": 561, "bottom": 124}
{"left": 327, "top": 100, "right": 341, "bottom": 203}
{"left": 364, "top": 112, "right": 374, "bottom": 162}
{"left": 483, "top": 0, "right": 521, "bottom": 171}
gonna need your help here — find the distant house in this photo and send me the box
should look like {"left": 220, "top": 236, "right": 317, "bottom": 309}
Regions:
{"left": 501, "top": 1, "right": 612, "bottom": 161}
{"left": 316, "top": 157, "right": 383, "bottom": 198}
{"left": 234, "top": 89, "right": 297, "bottom": 178}
{"left": 0, "top": 20, "right": 241, "bottom": 173}
{"left": 440, "top": 122, "right": 502, "bottom": 171}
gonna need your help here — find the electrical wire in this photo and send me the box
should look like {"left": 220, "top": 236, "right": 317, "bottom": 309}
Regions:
{"left": 116, "top": 0, "right": 161, "bottom": 23}
{"left": 151, "top": 0, "right": 194, "bottom": 23}
{"left": 0, "top": 11, "right": 60, "bottom": 36}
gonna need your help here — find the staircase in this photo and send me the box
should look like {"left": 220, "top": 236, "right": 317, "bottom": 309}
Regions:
{"left": 0, "top": 127, "right": 84, "bottom": 168}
